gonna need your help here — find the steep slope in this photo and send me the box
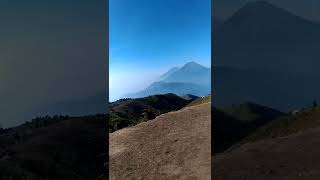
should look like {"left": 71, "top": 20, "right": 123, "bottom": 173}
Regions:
{"left": 109, "top": 102, "right": 211, "bottom": 180}
{"left": 159, "top": 67, "right": 179, "bottom": 81}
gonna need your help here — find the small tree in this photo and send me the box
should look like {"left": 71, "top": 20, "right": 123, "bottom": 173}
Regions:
{"left": 0, "top": 124, "right": 3, "bottom": 134}
{"left": 313, "top": 100, "right": 318, "bottom": 108}
{"left": 141, "top": 108, "right": 158, "bottom": 121}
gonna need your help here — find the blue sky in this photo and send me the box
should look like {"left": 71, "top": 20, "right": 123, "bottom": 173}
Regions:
{"left": 109, "top": 0, "right": 211, "bottom": 101}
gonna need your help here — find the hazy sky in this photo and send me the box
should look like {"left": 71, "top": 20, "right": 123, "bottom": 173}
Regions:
{"left": 0, "top": 0, "right": 107, "bottom": 127}
{"left": 109, "top": 0, "right": 211, "bottom": 101}
{"left": 215, "top": 0, "right": 320, "bottom": 21}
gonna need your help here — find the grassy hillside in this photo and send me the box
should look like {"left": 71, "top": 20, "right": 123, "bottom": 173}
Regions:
{"left": 245, "top": 106, "right": 320, "bottom": 142}
{"left": 186, "top": 96, "right": 211, "bottom": 107}
{"left": 214, "top": 102, "right": 285, "bottom": 153}
{"left": 110, "top": 102, "right": 211, "bottom": 179}
{"left": 109, "top": 93, "right": 193, "bottom": 132}
{"left": 0, "top": 114, "right": 107, "bottom": 180}
{"left": 181, "top": 94, "right": 199, "bottom": 101}
{"left": 223, "top": 102, "right": 286, "bottom": 123}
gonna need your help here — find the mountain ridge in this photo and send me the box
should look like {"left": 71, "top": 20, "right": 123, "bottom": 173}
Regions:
{"left": 109, "top": 93, "right": 193, "bottom": 132}
{"left": 125, "top": 81, "right": 209, "bottom": 99}
{"left": 159, "top": 67, "right": 179, "bottom": 81}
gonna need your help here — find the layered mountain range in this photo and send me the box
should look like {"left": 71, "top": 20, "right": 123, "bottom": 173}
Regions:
{"left": 125, "top": 62, "right": 211, "bottom": 98}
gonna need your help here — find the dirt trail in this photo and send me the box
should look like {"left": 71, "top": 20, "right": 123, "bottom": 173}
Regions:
{"left": 214, "top": 127, "right": 320, "bottom": 180}
{"left": 109, "top": 103, "right": 211, "bottom": 180}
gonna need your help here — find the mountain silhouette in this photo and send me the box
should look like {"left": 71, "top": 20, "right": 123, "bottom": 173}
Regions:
{"left": 215, "top": 1, "right": 320, "bottom": 75}
{"left": 125, "top": 62, "right": 211, "bottom": 98}
{"left": 161, "top": 61, "right": 210, "bottom": 85}
{"left": 228, "top": 1, "right": 309, "bottom": 24}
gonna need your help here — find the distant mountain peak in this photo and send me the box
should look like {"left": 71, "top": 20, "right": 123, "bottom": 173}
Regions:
{"left": 158, "top": 61, "right": 210, "bottom": 86}
{"left": 227, "top": 0, "right": 306, "bottom": 24}
{"left": 184, "top": 61, "right": 201, "bottom": 67}
{"left": 125, "top": 61, "right": 211, "bottom": 98}
{"left": 244, "top": 1, "right": 277, "bottom": 8}
{"left": 240, "top": 1, "right": 284, "bottom": 12}
{"left": 181, "top": 61, "right": 208, "bottom": 71}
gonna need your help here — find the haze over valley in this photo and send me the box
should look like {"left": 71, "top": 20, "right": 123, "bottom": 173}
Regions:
{"left": 0, "top": 0, "right": 107, "bottom": 128}
{"left": 123, "top": 61, "right": 211, "bottom": 99}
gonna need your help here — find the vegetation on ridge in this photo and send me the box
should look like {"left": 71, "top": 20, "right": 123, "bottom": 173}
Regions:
{"left": 109, "top": 93, "right": 193, "bottom": 133}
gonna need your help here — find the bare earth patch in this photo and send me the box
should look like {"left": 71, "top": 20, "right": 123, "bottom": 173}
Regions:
{"left": 109, "top": 103, "right": 211, "bottom": 180}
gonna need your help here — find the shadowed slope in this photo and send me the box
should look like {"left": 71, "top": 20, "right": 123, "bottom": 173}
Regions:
{"left": 214, "top": 127, "right": 320, "bottom": 180}
{"left": 0, "top": 115, "right": 107, "bottom": 180}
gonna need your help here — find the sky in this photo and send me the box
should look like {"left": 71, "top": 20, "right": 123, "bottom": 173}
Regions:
{"left": 109, "top": 0, "right": 211, "bottom": 101}
{"left": 215, "top": 0, "right": 320, "bottom": 21}
{"left": 0, "top": 0, "right": 107, "bottom": 128}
